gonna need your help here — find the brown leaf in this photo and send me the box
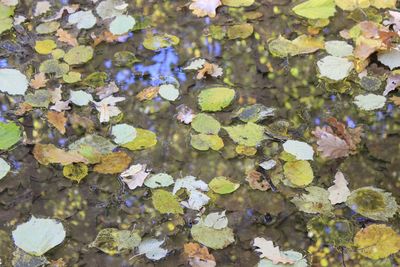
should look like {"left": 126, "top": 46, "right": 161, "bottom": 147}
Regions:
{"left": 14, "top": 102, "right": 32, "bottom": 116}
{"left": 390, "top": 96, "right": 400, "bottom": 106}
{"left": 56, "top": 29, "right": 78, "bottom": 46}
{"left": 245, "top": 170, "right": 270, "bottom": 191}
{"left": 312, "top": 128, "right": 350, "bottom": 159}
{"left": 29, "top": 73, "right": 48, "bottom": 89}
{"left": 184, "top": 242, "right": 216, "bottom": 267}
{"left": 136, "top": 86, "right": 159, "bottom": 101}
{"left": 196, "top": 62, "right": 223, "bottom": 79}
{"left": 93, "top": 151, "right": 132, "bottom": 174}
{"left": 47, "top": 111, "right": 67, "bottom": 134}
{"left": 91, "top": 31, "right": 120, "bottom": 47}
{"left": 33, "top": 144, "right": 88, "bottom": 165}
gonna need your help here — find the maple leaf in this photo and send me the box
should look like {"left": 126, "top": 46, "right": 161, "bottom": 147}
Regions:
{"left": 47, "top": 111, "right": 67, "bottom": 134}
{"left": 56, "top": 29, "right": 78, "bottom": 46}
{"left": 253, "top": 238, "right": 295, "bottom": 265}
{"left": 120, "top": 164, "right": 151, "bottom": 190}
{"left": 196, "top": 62, "right": 223, "bottom": 79}
{"left": 29, "top": 73, "right": 48, "bottom": 89}
{"left": 93, "top": 96, "right": 125, "bottom": 123}
{"left": 50, "top": 100, "right": 71, "bottom": 112}
{"left": 313, "top": 127, "right": 350, "bottom": 159}
{"left": 328, "top": 171, "right": 351, "bottom": 205}
{"left": 189, "top": 0, "right": 221, "bottom": 18}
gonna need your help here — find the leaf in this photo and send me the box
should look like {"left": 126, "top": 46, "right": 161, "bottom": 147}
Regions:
{"left": 183, "top": 242, "right": 216, "bottom": 267}
{"left": 93, "top": 151, "right": 132, "bottom": 174}
{"left": 234, "top": 104, "right": 275, "bottom": 123}
{"left": 0, "top": 68, "right": 28, "bottom": 95}
{"left": 383, "top": 74, "right": 400, "bottom": 96}
{"left": 377, "top": 49, "right": 400, "bottom": 70}
{"left": 12, "top": 216, "right": 66, "bottom": 256}
{"left": 354, "top": 94, "right": 386, "bottom": 111}
{"left": 190, "top": 134, "right": 224, "bottom": 151}
{"left": 246, "top": 170, "right": 271, "bottom": 191}
{"left": 47, "top": 111, "right": 67, "bottom": 134}
{"left": 312, "top": 127, "right": 350, "bottom": 159}
{"left": 0, "top": 157, "right": 10, "bottom": 180}
{"left": 144, "top": 173, "right": 174, "bottom": 188}
{"left": 89, "top": 228, "right": 141, "bottom": 255}
{"left": 369, "top": 0, "right": 396, "bottom": 8}
{"left": 253, "top": 238, "right": 295, "bottom": 265}
{"left": 282, "top": 140, "right": 314, "bottom": 161}
{"left": 227, "top": 23, "right": 254, "bottom": 39}
{"left": 182, "top": 190, "right": 210, "bottom": 210}
{"left": 34, "top": 39, "right": 56, "bottom": 55}
{"left": 33, "top": 144, "right": 88, "bottom": 165}
{"left": 109, "top": 15, "right": 135, "bottom": 35}
{"left": 120, "top": 164, "right": 151, "bottom": 190}
{"left": 138, "top": 238, "right": 168, "bottom": 260}
{"left": 283, "top": 160, "right": 314, "bottom": 187}
{"left": 68, "top": 134, "right": 116, "bottom": 155}
{"left": 325, "top": 40, "right": 353, "bottom": 57}
{"left": 256, "top": 251, "right": 308, "bottom": 267}
{"left": 317, "top": 55, "right": 353, "bottom": 81}
{"left": 111, "top": 124, "right": 137, "bottom": 145}
{"left": 198, "top": 87, "right": 235, "bottom": 112}
{"left": 334, "top": 0, "right": 370, "bottom": 11}
{"left": 354, "top": 224, "right": 400, "bottom": 259}
{"left": 209, "top": 177, "right": 240, "bottom": 194}
{"left": 328, "top": 171, "right": 350, "bottom": 205}
{"left": 64, "top": 45, "right": 94, "bottom": 65}
{"left": 34, "top": 1, "right": 51, "bottom": 17}
{"left": 191, "top": 113, "right": 220, "bottom": 134}
{"left": 143, "top": 33, "right": 180, "bottom": 51}
{"left": 68, "top": 10, "right": 96, "bottom": 29}
{"left": 292, "top": 0, "right": 336, "bottom": 19}
{"left": 345, "top": 186, "right": 398, "bottom": 221}
{"left": 0, "top": 121, "right": 21, "bottom": 150}
{"left": 62, "top": 163, "right": 88, "bottom": 183}
{"left": 136, "top": 86, "right": 159, "bottom": 101}
{"left": 96, "top": 0, "right": 126, "bottom": 19}
{"left": 56, "top": 29, "right": 78, "bottom": 46}
{"left": 196, "top": 62, "right": 223, "bottom": 79}
{"left": 202, "top": 211, "right": 228, "bottom": 229}
{"left": 159, "top": 84, "right": 179, "bottom": 101}
{"left": 222, "top": 0, "right": 254, "bottom": 7}
{"left": 173, "top": 176, "right": 208, "bottom": 194}
{"left": 223, "top": 122, "right": 265, "bottom": 147}
{"left": 29, "top": 73, "right": 48, "bottom": 89}
{"left": 25, "top": 89, "right": 51, "bottom": 108}
{"left": 269, "top": 35, "right": 324, "bottom": 58}
{"left": 152, "top": 189, "right": 183, "bottom": 214}
{"left": 177, "top": 105, "right": 195, "bottom": 124}
{"left": 189, "top": 0, "right": 222, "bottom": 18}
{"left": 122, "top": 128, "right": 157, "bottom": 150}
{"left": 291, "top": 186, "right": 333, "bottom": 214}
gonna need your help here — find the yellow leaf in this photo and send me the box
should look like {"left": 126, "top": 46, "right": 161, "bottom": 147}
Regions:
{"left": 34, "top": 39, "right": 57, "bottom": 55}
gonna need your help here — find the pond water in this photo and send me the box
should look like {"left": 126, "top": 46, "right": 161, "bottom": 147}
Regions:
{"left": 0, "top": 0, "right": 400, "bottom": 267}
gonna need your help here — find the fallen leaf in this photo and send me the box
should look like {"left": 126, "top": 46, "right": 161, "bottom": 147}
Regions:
{"left": 56, "top": 29, "right": 78, "bottom": 46}
{"left": 120, "top": 164, "right": 151, "bottom": 190}
{"left": 33, "top": 144, "right": 88, "bottom": 165}
{"left": 328, "top": 171, "right": 351, "bottom": 205}
{"left": 47, "top": 111, "right": 67, "bottom": 134}
{"left": 189, "top": 0, "right": 222, "bottom": 18}
{"left": 93, "top": 151, "right": 132, "bottom": 174}
{"left": 253, "top": 238, "right": 295, "bottom": 265}
{"left": 29, "top": 73, "right": 48, "bottom": 89}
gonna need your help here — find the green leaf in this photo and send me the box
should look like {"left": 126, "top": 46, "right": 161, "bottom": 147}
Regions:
{"left": 209, "top": 176, "right": 240, "bottom": 194}
{"left": 64, "top": 45, "right": 94, "bottom": 65}
{"left": 111, "top": 124, "right": 137, "bottom": 145}
{"left": 144, "top": 173, "right": 174, "bottom": 188}
{"left": 143, "top": 33, "right": 180, "bottom": 51}
{"left": 222, "top": 0, "right": 255, "bottom": 7}
{"left": 89, "top": 228, "right": 141, "bottom": 255}
{"left": 227, "top": 23, "right": 254, "bottom": 39}
{"left": 198, "top": 87, "right": 235, "bottom": 112}
{"left": 122, "top": 128, "right": 157, "bottom": 150}
{"left": 223, "top": 122, "right": 265, "bottom": 147}
{"left": 0, "top": 121, "right": 21, "bottom": 150}
{"left": 292, "top": 0, "right": 336, "bottom": 19}
{"left": 190, "top": 134, "right": 224, "bottom": 151}
{"left": 191, "top": 113, "right": 221, "bottom": 134}
{"left": 291, "top": 186, "right": 333, "bottom": 214}
{"left": 283, "top": 160, "right": 314, "bottom": 187}
{"left": 191, "top": 223, "right": 234, "bottom": 249}
{"left": 152, "top": 189, "right": 183, "bottom": 214}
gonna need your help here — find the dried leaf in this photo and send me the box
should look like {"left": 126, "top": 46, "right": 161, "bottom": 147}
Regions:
{"left": 47, "top": 111, "right": 67, "bottom": 134}
{"left": 328, "top": 171, "right": 350, "bottom": 205}
{"left": 29, "top": 73, "right": 48, "bottom": 90}
{"left": 253, "top": 238, "right": 295, "bottom": 265}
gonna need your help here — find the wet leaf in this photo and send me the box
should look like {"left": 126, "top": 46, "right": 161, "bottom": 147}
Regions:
{"left": 144, "top": 173, "right": 174, "bottom": 188}
{"left": 223, "top": 122, "right": 265, "bottom": 147}
{"left": 325, "top": 40, "right": 354, "bottom": 57}
{"left": 34, "top": 39, "right": 56, "bottom": 55}
{"left": 93, "top": 151, "right": 132, "bottom": 174}
{"left": 64, "top": 45, "right": 94, "bottom": 65}
{"left": 328, "top": 171, "right": 350, "bottom": 205}
{"left": 120, "top": 164, "right": 151, "bottom": 190}
{"left": 283, "top": 160, "right": 314, "bottom": 187}
{"left": 354, "top": 224, "right": 400, "bottom": 259}
{"left": 109, "top": 15, "right": 135, "bottom": 35}
{"left": 234, "top": 104, "right": 275, "bottom": 123}
{"left": 198, "top": 87, "right": 235, "bottom": 112}
{"left": 291, "top": 186, "right": 333, "bottom": 214}
{"left": 0, "top": 157, "right": 10, "bottom": 180}
{"left": 221, "top": 0, "right": 254, "bottom": 7}
{"left": 138, "top": 238, "right": 168, "bottom": 260}
{"left": 282, "top": 140, "right": 314, "bottom": 161}
{"left": 227, "top": 23, "right": 254, "bottom": 39}
{"left": 0, "top": 69, "right": 28, "bottom": 95}
{"left": 68, "top": 10, "right": 96, "bottom": 29}
{"left": 12, "top": 216, "right": 66, "bottom": 256}
{"left": 39, "top": 59, "right": 69, "bottom": 77}
{"left": 209, "top": 176, "right": 240, "bottom": 194}
{"left": 25, "top": 89, "right": 51, "bottom": 108}
{"left": 122, "top": 128, "right": 157, "bottom": 150}
{"left": 0, "top": 121, "right": 21, "bottom": 150}
{"left": 292, "top": 0, "right": 336, "bottom": 19}
{"left": 68, "top": 134, "right": 116, "bottom": 154}
{"left": 111, "top": 123, "right": 137, "bottom": 145}
{"left": 317, "top": 55, "right": 353, "bottom": 81}
{"left": 159, "top": 84, "right": 179, "bottom": 101}
{"left": 11, "top": 248, "right": 49, "bottom": 267}
{"left": 190, "top": 134, "right": 224, "bottom": 151}
{"left": 62, "top": 163, "right": 88, "bottom": 183}
{"left": 47, "top": 111, "right": 67, "bottom": 134}
{"left": 33, "top": 144, "right": 88, "bottom": 165}
{"left": 29, "top": 73, "right": 48, "bottom": 89}
{"left": 354, "top": 94, "right": 386, "bottom": 111}
{"left": 89, "top": 228, "right": 141, "bottom": 255}
{"left": 253, "top": 238, "right": 295, "bottom": 265}
{"left": 191, "top": 113, "right": 220, "bottom": 134}
{"left": 183, "top": 242, "right": 216, "bottom": 267}
{"left": 152, "top": 189, "right": 183, "bottom": 214}
{"left": 189, "top": 0, "right": 221, "bottom": 18}
{"left": 143, "top": 33, "right": 180, "bottom": 51}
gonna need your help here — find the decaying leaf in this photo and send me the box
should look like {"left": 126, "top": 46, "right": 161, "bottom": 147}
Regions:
{"left": 47, "top": 111, "right": 67, "bottom": 134}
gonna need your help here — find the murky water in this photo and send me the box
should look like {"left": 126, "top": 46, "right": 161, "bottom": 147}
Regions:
{"left": 0, "top": 1, "right": 400, "bottom": 266}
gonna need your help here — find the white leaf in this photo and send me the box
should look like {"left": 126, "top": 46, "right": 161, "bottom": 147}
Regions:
{"left": 0, "top": 69, "right": 28, "bottom": 95}
{"left": 317, "top": 56, "right": 353, "bottom": 81}
{"left": 12, "top": 216, "right": 66, "bottom": 256}
{"left": 203, "top": 211, "right": 228, "bottom": 229}
{"left": 325, "top": 40, "right": 353, "bottom": 57}
{"left": 184, "top": 58, "right": 206, "bottom": 70}
{"left": 68, "top": 10, "right": 97, "bottom": 29}
{"left": 354, "top": 94, "right": 386, "bottom": 111}
{"left": 109, "top": 15, "right": 135, "bottom": 35}
{"left": 93, "top": 96, "right": 125, "bottom": 123}
{"left": 70, "top": 90, "right": 93, "bottom": 106}
{"left": 259, "top": 159, "right": 277, "bottom": 170}
{"left": 96, "top": 0, "right": 126, "bottom": 19}
{"left": 0, "top": 158, "right": 10, "bottom": 180}
{"left": 144, "top": 173, "right": 174, "bottom": 188}
{"left": 181, "top": 190, "right": 210, "bottom": 210}
{"left": 378, "top": 49, "right": 400, "bottom": 70}
{"left": 121, "top": 164, "right": 151, "bottom": 190}
{"left": 111, "top": 123, "right": 137, "bottom": 145}
{"left": 253, "top": 238, "right": 295, "bottom": 265}
{"left": 159, "top": 84, "right": 179, "bottom": 101}
{"left": 138, "top": 238, "right": 168, "bottom": 260}
{"left": 172, "top": 176, "right": 208, "bottom": 194}
{"left": 328, "top": 171, "right": 350, "bottom": 205}
{"left": 283, "top": 140, "right": 314, "bottom": 160}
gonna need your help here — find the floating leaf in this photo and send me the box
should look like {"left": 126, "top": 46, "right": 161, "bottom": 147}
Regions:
{"left": 0, "top": 157, "right": 10, "bottom": 180}
{"left": 120, "top": 164, "right": 151, "bottom": 190}
{"left": 183, "top": 242, "right": 216, "bottom": 267}
{"left": 68, "top": 134, "right": 116, "bottom": 155}
{"left": 325, "top": 40, "right": 353, "bottom": 57}
{"left": 283, "top": 160, "right": 314, "bottom": 187}
{"left": 0, "top": 121, "right": 21, "bottom": 150}
{"left": 34, "top": 39, "right": 56, "bottom": 55}
{"left": 122, "top": 128, "right": 157, "bottom": 150}
{"left": 354, "top": 224, "right": 400, "bottom": 259}
{"left": 111, "top": 124, "right": 137, "bottom": 145}
{"left": 39, "top": 59, "right": 69, "bottom": 77}
{"left": 209, "top": 176, "right": 240, "bottom": 194}
{"left": 292, "top": 0, "right": 336, "bottom": 19}
{"left": 234, "top": 104, "right": 275, "bottom": 123}
{"left": 12, "top": 216, "right": 66, "bottom": 256}
{"left": 328, "top": 171, "right": 350, "bottom": 205}
{"left": 138, "top": 238, "right": 168, "bottom": 260}
{"left": 25, "top": 89, "right": 51, "bottom": 108}
{"left": 291, "top": 186, "right": 333, "bottom": 214}
{"left": 253, "top": 238, "right": 295, "bottom": 265}
{"left": 143, "top": 33, "right": 180, "bottom": 51}
{"left": 152, "top": 189, "right": 183, "bottom": 214}
{"left": 33, "top": 144, "right": 88, "bottom": 165}
{"left": 190, "top": 134, "right": 224, "bottom": 151}
{"left": 144, "top": 173, "right": 174, "bottom": 188}
{"left": 159, "top": 84, "right": 179, "bottom": 101}
{"left": 227, "top": 23, "right": 253, "bottom": 39}
{"left": 222, "top": 0, "right": 254, "bottom": 7}
{"left": 198, "top": 87, "right": 235, "bottom": 112}
{"left": 0, "top": 69, "right": 28, "bottom": 95}
{"left": 354, "top": 94, "right": 386, "bottom": 111}
{"left": 109, "top": 15, "right": 135, "bottom": 35}
{"left": 90, "top": 228, "right": 141, "bottom": 255}
{"left": 189, "top": 0, "right": 221, "bottom": 18}
{"left": 64, "top": 45, "right": 94, "bottom": 65}
{"left": 223, "top": 122, "right": 265, "bottom": 147}
{"left": 47, "top": 111, "right": 67, "bottom": 134}
{"left": 68, "top": 10, "right": 96, "bottom": 29}
{"left": 93, "top": 151, "right": 132, "bottom": 174}
{"left": 269, "top": 35, "right": 324, "bottom": 58}
{"left": 346, "top": 187, "right": 398, "bottom": 221}
{"left": 317, "top": 55, "right": 353, "bottom": 81}
{"left": 282, "top": 140, "right": 314, "bottom": 161}
{"left": 62, "top": 163, "right": 88, "bottom": 183}
{"left": 191, "top": 113, "right": 220, "bottom": 134}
